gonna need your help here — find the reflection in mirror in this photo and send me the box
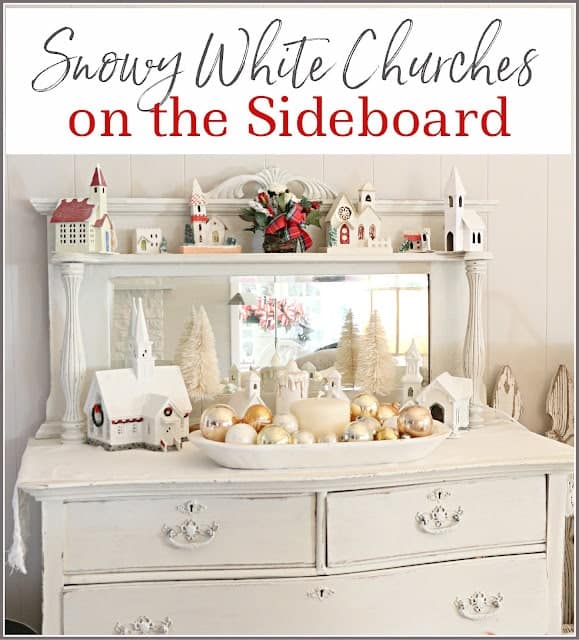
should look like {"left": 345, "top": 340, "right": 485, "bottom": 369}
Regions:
{"left": 229, "top": 274, "right": 429, "bottom": 385}
{"left": 110, "top": 274, "right": 429, "bottom": 405}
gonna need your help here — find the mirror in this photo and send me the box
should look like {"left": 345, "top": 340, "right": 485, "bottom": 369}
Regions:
{"left": 111, "top": 273, "right": 430, "bottom": 392}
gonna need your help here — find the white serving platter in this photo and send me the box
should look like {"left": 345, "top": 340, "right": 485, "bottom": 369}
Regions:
{"left": 190, "top": 422, "right": 451, "bottom": 470}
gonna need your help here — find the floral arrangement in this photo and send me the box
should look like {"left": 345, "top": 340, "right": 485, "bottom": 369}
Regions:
{"left": 240, "top": 188, "right": 322, "bottom": 252}
{"left": 240, "top": 297, "right": 306, "bottom": 331}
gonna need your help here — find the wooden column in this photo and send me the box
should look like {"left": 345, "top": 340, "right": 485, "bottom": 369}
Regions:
{"left": 463, "top": 259, "right": 487, "bottom": 425}
{"left": 59, "top": 262, "right": 87, "bottom": 444}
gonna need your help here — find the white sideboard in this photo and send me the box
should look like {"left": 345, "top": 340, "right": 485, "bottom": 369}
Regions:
{"left": 15, "top": 422, "right": 572, "bottom": 635}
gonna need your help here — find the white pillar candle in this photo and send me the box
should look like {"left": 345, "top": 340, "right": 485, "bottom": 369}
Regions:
{"left": 290, "top": 398, "right": 351, "bottom": 437}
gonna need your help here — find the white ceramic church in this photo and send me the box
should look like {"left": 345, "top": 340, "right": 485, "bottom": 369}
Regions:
{"left": 51, "top": 165, "right": 115, "bottom": 254}
{"left": 444, "top": 168, "right": 485, "bottom": 252}
{"left": 84, "top": 298, "right": 192, "bottom": 451}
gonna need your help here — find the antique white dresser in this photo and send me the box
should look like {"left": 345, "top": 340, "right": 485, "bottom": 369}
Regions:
{"left": 16, "top": 421, "right": 572, "bottom": 635}
{"left": 16, "top": 171, "right": 573, "bottom": 635}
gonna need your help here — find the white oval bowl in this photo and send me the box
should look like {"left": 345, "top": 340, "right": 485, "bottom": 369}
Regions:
{"left": 191, "top": 421, "right": 450, "bottom": 470}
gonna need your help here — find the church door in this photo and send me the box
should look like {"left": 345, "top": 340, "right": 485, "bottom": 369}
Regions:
{"left": 430, "top": 403, "right": 445, "bottom": 422}
{"left": 446, "top": 231, "right": 454, "bottom": 251}
{"left": 340, "top": 224, "right": 350, "bottom": 245}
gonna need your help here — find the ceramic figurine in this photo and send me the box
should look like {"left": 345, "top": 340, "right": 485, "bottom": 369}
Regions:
{"left": 51, "top": 164, "right": 115, "bottom": 254}
{"left": 417, "top": 371, "right": 472, "bottom": 435}
{"left": 275, "top": 360, "right": 309, "bottom": 414}
{"left": 134, "top": 228, "right": 162, "bottom": 254}
{"left": 84, "top": 298, "right": 192, "bottom": 451}
{"left": 179, "top": 178, "right": 240, "bottom": 254}
{"left": 401, "top": 229, "right": 432, "bottom": 252}
{"left": 444, "top": 167, "right": 485, "bottom": 252}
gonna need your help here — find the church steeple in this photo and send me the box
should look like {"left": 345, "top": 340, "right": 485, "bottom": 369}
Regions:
{"left": 444, "top": 166, "right": 466, "bottom": 252}
{"left": 129, "top": 297, "right": 155, "bottom": 380}
{"left": 89, "top": 164, "right": 108, "bottom": 218}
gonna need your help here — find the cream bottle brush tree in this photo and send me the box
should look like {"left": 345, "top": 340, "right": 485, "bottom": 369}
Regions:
{"left": 357, "top": 309, "right": 395, "bottom": 398}
{"left": 335, "top": 309, "right": 360, "bottom": 387}
{"left": 176, "top": 305, "right": 221, "bottom": 402}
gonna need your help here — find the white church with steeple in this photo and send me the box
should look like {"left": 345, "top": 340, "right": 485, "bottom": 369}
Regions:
{"left": 444, "top": 167, "right": 485, "bottom": 252}
{"left": 84, "top": 298, "right": 191, "bottom": 451}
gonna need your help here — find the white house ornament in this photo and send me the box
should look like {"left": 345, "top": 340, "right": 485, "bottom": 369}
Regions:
{"left": 444, "top": 167, "right": 485, "bottom": 252}
{"left": 179, "top": 178, "right": 240, "bottom": 254}
{"left": 51, "top": 165, "right": 115, "bottom": 255}
{"left": 134, "top": 228, "right": 162, "bottom": 254}
{"left": 228, "top": 370, "right": 265, "bottom": 418}
{"left": 417, "top": 371, "right": 472, "bottom": 435}
{"left": 317, "top": 367, "right": 349, "bottom": 401}
{"left": 84, "top": 297, "right": 191, "bottom": 451}
{"left": 401, "top": 338, "right": 424, "bottom": 403}
{"left": 275, "top": 360, "right": 309, "bottom": 414}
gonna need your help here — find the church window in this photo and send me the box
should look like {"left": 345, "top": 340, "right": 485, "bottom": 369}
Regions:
{"left": 472, "top": 232, "right": 476, "bottom": 243}
{"left": 369, "top": 224, "right": 376, "bottom": 240}
{"left": 459, "top": 196, "right": 463, "bottom": 207}
{"left": 94, "top": 187, "right": 97, "bottom": 193}
{"left": 477, "top": 232, "right": 482, "bottom": 243}
{"left": 164, "top": 407, "right": 173, "bottom": 417}
{"left": 197, "top": 205, "right": 201, "bottom": 213}
{"left": 365, "top": 194, "right": 372, "bottom": 202}
{"left": 448, "top": 196, "right": 453, "bottom": 207}
{"left": 358, "top": 225, "right": 365, "bottom": 240}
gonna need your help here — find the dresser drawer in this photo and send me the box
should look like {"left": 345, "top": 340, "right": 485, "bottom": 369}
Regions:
{"left": 327, "top": 476, "right": 545, "bottom": 567}
{"left": 63, "top": 554, "right": 548, "bottom": 635}
{"left": 64, "top": 494, "right": 315, "bottom": 573}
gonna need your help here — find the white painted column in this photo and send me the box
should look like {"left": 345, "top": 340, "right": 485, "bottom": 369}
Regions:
{"left": 463, "top": 259, "right": 487, "bottom": 425}
{"left": 59, "top": 262, "right": 87, "bottom": 444}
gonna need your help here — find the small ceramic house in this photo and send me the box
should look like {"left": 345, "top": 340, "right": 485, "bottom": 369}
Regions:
{"left": 401, "top": 339, "right": 423, "bottom": 402}
{"left": 403, "top": 229, "right": 431, "bottom": 252}
{"left": 275, "top": 360, "right": 309, "bottom": 414}
{"left": 228, "top": 370, "right": 265, "bottom": 417}
{"left": 134, "top": 228, "right": 162, "bottom": 254}
{"left": 444, "top": 168, "right": 485, "bottom": 252}
{"left": 327, "top": 186, "right": 382, "bottom": 250}
{"left": 417, "top": 371, "right": 472, "bottom": 434}
{"left": 51, "top": 165, "right": 115, "bottom": 254}
{"left": 186, "top": 178, "right": 228, "bottom": 246}
{"left": 318, "top": 367, "right": 348, "bottom": 401}
{"left": 84, "top": 298, "right": 192, "bottom": 451}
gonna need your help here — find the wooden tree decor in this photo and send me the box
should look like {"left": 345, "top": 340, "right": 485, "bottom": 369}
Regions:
{"left": 546, "top": 365, "right": 574, "bottom": 445}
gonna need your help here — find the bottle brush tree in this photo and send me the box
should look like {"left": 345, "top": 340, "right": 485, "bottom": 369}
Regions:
{"left": 357, "top": 309, "right": 395, "bottom": 397}
{"left": 335, "top": 309, "right": 360, "bottom": 387}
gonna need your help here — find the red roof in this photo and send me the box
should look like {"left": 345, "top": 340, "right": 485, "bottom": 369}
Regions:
{"left": 94, "top": 214, "right": 112, "bottom": 228}
{"left": 403, "top": 233, "right": 421, "bottom": 241}
{"left": 191, "top": 214, "right": 208, "bottom": 222}
{"left": 90, "top": 166, "right": 107, "bottom": 187}
{"left": 50, "top": 198, "right": 94, "bottom": 223}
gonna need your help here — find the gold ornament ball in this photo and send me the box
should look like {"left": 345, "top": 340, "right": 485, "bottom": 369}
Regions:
{"left": 355, "top": 415, "right": 381, "bottom": 436}
{"left": 225, "top": 422, "right": 258, "bottom": 445}
{"left": 257, "top": 425, "right": 291, "bottom": 445}
{"left": 350, "top": 392, "right": 380, "bottom": 419}
{"left": 317, "top": 432, "right": 338, "bottom": 444}
{"left": 375, "top": 427, "right": 399, "bottom": 441}
{"left": 376, "top": 403, "right": 400, "bottom": 425}
{"left": 243, "top": 404, "right": 273, "bottom": 432}
{"left": 340, "top": 420, "right": 373, "bottom": 442}
{"left": 397, "top": 405, "right": 433, "bottom": 438}
{"left": 200, "top": 404, "right": 237, "bottom": 442}
{"left": 291, "top": 430, "right": 316, "bottom": 445}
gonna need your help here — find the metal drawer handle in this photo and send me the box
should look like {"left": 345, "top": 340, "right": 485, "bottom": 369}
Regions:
{"left": 416, "top": 504, "right": 463, "bottom": 534}
{"left": 307, "top": 587, "right": 335, "bottom": 601}
{"left": 455, "top": 592, "right": 503, "bottom": 620}
{"left": 162, "top": 518, "right": 218, "bottom": 548}
{"left": 114, "top": 616, "right": 172, "bottom": 635}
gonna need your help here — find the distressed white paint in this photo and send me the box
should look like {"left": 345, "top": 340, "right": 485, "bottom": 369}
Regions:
{"left": 5, "top": 155, "right": 574, "bottom": 631}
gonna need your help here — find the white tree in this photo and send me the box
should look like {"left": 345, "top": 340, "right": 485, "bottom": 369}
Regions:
{"left": 357, "top": 310, "right": 395, "bottom": 397}
{"left": 335, "top": 309, "right": 360, "bottom": 387}
{"left": 176, "top": 305, "right": 221, "bottom": 401}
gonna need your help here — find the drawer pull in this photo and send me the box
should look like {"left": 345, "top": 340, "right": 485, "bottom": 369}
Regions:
{"left": 455, "top": 591, "right": 503, "bottom": 620}
{"left": 162, "top": 518, "right": 218, "bottom": 548}
{"left": 416, "top": 504, "right": 463, "bottom": 534}
{"left": 114, "top": 616, "right": 172, "bottom": 635}
{"left": 307, "top": 587, "right": 335, "bottom": 601}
